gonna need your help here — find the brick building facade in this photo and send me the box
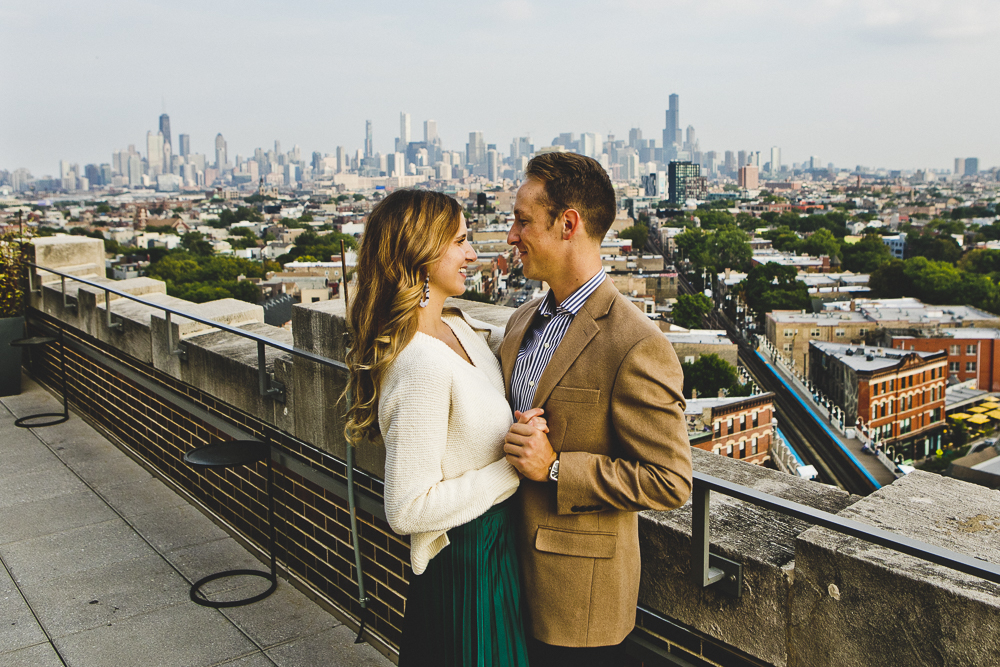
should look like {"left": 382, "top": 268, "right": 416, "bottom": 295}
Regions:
{"left": 685, "top": 393, "right": 776, "bottom": 465}
{"left": 809, "top": 342, "right": 947, "bottom": 462}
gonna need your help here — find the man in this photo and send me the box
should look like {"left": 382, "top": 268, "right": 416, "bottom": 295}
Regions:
{"left": 501, "top": 152, "right": 693, "bottom": 665}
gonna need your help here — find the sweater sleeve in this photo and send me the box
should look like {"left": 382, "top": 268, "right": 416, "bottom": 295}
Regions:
{"left": 379, "top": 349, "right": 519, "bottom": 536}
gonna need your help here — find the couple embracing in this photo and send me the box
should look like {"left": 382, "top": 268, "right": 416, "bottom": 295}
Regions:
{"left": 345, "top": 153, "right": 693, "bottom": 667}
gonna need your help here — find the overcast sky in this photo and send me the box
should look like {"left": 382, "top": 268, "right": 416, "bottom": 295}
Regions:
{"left": 2, "top": 0, "right": 998, "bottom": 176}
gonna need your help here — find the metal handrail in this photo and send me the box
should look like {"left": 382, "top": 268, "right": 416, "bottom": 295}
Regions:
{"left": 26, "top": 263, "right": 1000, "bottom": 608}
{"left": 26, "top": 261, "right": 348, "bottom": 371}
{"left": 692, "top": 471, "right": 1000, "bottom": 597}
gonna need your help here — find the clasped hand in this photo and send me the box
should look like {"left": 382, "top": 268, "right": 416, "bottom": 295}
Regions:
{"left": 504, "top": 408, "right": 558, "bottom": 482}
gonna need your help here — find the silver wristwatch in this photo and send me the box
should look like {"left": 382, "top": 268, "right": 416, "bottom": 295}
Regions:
{"left": 548, "top": 457, "right": 560, "bottom": 482}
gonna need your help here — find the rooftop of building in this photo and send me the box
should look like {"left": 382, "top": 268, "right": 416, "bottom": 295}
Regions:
{"left": 810, "top": 341, "right": 944, "bottom": 372}
{"left": 665, "top": 330, "right": 737, "bottom": 346}
{"left": 0, "top": 378, "right": 391, "bottom": 667}
{"left": 684, "top": 395, "right": 761, "bottom": 415}
{"left": 893, "top": 328, "right": 1000, "bottom": 341}
{"left": 768, "top": 310, "right": 870, "bottom": 324}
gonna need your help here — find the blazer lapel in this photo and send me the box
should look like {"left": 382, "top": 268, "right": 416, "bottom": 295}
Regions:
{"left": 531, "top": 279, "right": 619, "bottom": 409}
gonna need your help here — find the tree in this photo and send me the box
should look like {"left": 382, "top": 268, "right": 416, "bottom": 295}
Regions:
{"left": 711, "top": 225, "right": 752, "bottom": 272}
{"left": 905, "top": 232, "right": 962, "bottom": 263}
{"left": 619, "top": 225, "right": 648, "bottom": 252}
{"left": 798, "top": 228, "right": 841, "bottom": 259}
{"left": 763, "top": 226, "right": 800, "bottom": 252}
{"left": 740, "top": 262, "right": 810, "bottom": 326}
{"left": 841, "top": 233, "right": 893, "bottom": 273}
{"left": 672, "top": 293, "right": 712, "bottom": 329}
{"left": 181, "top": 232, "right": 214, "bottom": 257}
{"left": 680, "top": 353, "right": 740, "bottom": 400}
{"left": 675, "top": 228, "right": 713, "bottom": 270}
{"left": 695, "top": 209, "right": 735, "bottom": 229}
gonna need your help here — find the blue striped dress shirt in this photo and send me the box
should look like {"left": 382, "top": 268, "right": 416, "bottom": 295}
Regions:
{"left": 510, "top": 271, "right": 606, "bottom": 415}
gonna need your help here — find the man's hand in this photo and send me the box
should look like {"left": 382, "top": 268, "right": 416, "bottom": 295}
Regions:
{"left": 505, "top": 408, "right": 558, "bottom": 482}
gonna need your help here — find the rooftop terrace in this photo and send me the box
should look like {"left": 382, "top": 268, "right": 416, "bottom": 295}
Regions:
{"left": 6, "top": 236, "right": 1000, "bottom": 666}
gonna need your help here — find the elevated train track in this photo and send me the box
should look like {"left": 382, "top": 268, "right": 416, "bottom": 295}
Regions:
{"left": 675, "top": 272, "right": 877, "bottom": 495}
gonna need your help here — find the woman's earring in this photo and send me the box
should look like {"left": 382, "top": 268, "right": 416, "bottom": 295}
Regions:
{"left": 418, "top": 276, "right": 430, "bottom": 308}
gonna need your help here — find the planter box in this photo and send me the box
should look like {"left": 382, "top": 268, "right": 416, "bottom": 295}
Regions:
{"left": 0, "top": 316, "right": 25, "bottom": 396}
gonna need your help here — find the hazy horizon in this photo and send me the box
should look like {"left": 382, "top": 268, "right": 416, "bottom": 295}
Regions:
{"left": 3, "top": 0, "right": 998, "bottom": 176}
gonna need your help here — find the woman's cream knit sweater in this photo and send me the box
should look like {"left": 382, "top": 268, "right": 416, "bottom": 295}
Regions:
{"left": 378, "top": 312, "right": 520, "bottom": 575}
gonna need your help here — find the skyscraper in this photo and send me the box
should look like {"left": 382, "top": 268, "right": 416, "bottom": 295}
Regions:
{"left": 364, "top": 121, "right": 373, "bottom": 158}
{"left": 668, "top": 161, "right": 703, "bottom": 205}
{"left": 424, "top": 120, "right": 437, "bottom": 143}
{"left": 770, "top": 146, "right": 781, "bottom": 175}
{"left": 159, "top": 114, "right": 171, "bottom": 150}
{"left": 663, "top": 94, "right": 680, "bottom": 155}
{"left": 147, "top": 131, "right": 164, "bottom": 175}
{"left": 400, "top": 113, "right": 411, "bottom": 147}
{"left": 178, "top": 134, "right": 190, "bottom": 157}
{"left": 628, "top": 128, "right": 643, "bottom": 148}
{"left": 964, "top": 158, "right": 979, "bottom": 176}
{"left": 215, "top": 133, "right": 228, "bottom": 170}
{"left": 466, "top": 131, "right": 485, "bottom": 167}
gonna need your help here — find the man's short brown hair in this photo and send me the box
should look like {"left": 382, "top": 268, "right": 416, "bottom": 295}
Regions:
{"left": 524, "top": 152, "right": 616, "bottom": 240}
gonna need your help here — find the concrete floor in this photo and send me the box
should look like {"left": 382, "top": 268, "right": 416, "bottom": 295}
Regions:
{"left": 0, "top": 375, "right": 392, "bottom": 667}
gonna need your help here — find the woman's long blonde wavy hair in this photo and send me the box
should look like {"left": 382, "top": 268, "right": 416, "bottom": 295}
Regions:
{"left": 344, "top": 189, "right": 463, "bottom": 444}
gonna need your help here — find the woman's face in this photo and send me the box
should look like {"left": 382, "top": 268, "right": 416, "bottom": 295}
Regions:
{"left": 427, "top": 214, "right": 477, "bottom": 299}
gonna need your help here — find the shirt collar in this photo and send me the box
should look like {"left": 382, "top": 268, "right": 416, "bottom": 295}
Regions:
{"left": 537, "top": 270, "right": 606, "bottom": 318}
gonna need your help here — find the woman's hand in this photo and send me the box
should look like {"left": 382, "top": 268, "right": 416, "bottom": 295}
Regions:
{"left": 515, "top": 408, "right": 548, "bottom": 433}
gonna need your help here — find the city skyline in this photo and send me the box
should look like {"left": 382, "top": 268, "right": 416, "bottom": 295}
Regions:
{"left": 2, "top": 0, "right": 998, "bottom": 175}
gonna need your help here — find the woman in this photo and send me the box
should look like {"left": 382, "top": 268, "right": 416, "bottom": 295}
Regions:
{"left": 345, "top": 189, "right": 535, "bottom": 666}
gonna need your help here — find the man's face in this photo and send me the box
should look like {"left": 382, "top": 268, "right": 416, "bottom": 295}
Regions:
{"left": 509, "top": 178, "right": 563, "bottom": 282}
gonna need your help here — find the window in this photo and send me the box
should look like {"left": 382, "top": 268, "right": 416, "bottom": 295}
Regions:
{"left": 907, "top": 396, "right": 913, "bottom": 410}
{"left": 967, "top": 361, "right": 977, "bottom": 372}
{"left": 751, "top": 436, "right": 758, "bottom": 455}
{"left": 949, "top": 345, "right": 960, "bottom": 355}
{"left": 739, "top": 442, "right": 746, "bottom": 458}
{"left": 967, "top": 344, "right": 978, "bottom": 355}
{"left": 900, "top": 418, "right": 912, "bottom": 435}
{"left": 899, "top": 398, "right": 905, "bottom": 413}
{"left": 714, "top": 421, "right": 721, "bottom": 437}
{"left": 783, "top": 343, "right": 793, "bottom": 353}
{"left": 740, "top": 416, "right": 746, "bottom": 431}
{"left": 727, "top": 417, "right": 733, "bottom": 432}
{"left": 727, "top": 444, "right": 733, "bottom": 457}
{"left": 784, "top": 329, "right": 796, "bottom": 337}
{"left": 753, "top": 412, "right": 759, "bottom": 428}
{"left": 859, "top": 328, "right": 868, "bottom": 336}
{"left": 908, "top": 375, "right": 914, "bottom": 387}
{"left": 811, "top": 329, "right": 821, "bottom": 338}
{"left": 890, "top": 379, "right": 895, "bottom": 391}
{"left": 950, "top": 361, "right": 960, "bottom": 372}
{"left": 835, "top": 329, "right": 845, "bottom": 337}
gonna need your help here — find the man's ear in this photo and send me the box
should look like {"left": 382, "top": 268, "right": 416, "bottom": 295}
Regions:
{"left": 561, "top": 208, "right": 584, "bottom": 240}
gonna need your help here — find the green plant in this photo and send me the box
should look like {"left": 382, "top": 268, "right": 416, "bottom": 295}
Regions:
{"left": 0, "top": 230, "right": 31, "bottom": 318}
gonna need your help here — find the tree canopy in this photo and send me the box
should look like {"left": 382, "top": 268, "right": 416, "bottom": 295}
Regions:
{"left": 619, "top": 225, "right": 648, "bottom": 252}
{"left": 672, "top": 293, "right": 712, "bottom": 329}
{"left": 739, "top": 262, "right": 811, "bottom": 326}
{"left": 840, "top": 233, "right": 894, "bottom": 273}
{"left": 680, "top": 353, "right": 755, "bottom": 400}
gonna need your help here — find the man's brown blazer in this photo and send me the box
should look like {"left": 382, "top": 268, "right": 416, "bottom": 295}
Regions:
{"left": 500, "top": 278, "right": 693, "bottom": 648}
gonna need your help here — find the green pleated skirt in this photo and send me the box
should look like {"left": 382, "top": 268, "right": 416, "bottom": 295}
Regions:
{"left": 399, "top": 498, "right": 529, "bottom": 667}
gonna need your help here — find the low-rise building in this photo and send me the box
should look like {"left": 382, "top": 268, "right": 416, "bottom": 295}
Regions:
{"left": 890, "top": 328, "right": 1000, "bottom": 391}
{"left": 808, "top": 341, "right": 947, "bottom": 462}
{"left": 666, "top": 329, "right": 739, "bottom": 367}
{"left": 685, "top": 393, "right": 775, "bottom": 465}
{"left": 766, "top": 310, "right": 872, "bottom": 374}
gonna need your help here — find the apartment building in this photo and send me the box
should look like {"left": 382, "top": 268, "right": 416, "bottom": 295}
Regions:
{"left": 685, "top": 393, "right": 776, "bottom": 466}
{"left": 809, "top": 342, "right": 947, "bottom": 462}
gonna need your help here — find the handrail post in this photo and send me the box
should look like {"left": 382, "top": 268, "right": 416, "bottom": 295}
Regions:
{"left": 691, "top": 480, "right": 739, "bottom": 596}
{"left": 258, "top": 341, "right": 267, "bottom": 397}
{"left": 105, "top": 290, "right": 121, "bottom": 331}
